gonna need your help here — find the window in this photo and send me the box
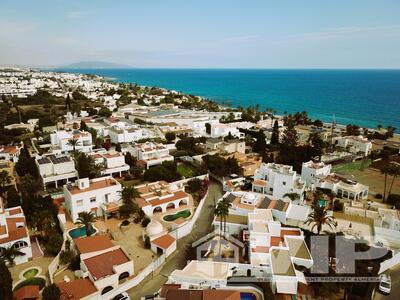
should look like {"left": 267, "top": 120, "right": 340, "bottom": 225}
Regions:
{"left": 90, "top": 197, "right": 96, "bottom": 203}
{"left": 105, "top": 194, "right": 110, "bottom": 203}
{"left": 13, "top": 240, "right": 28, "bottom": 249}
{"left": 77, "top": 200, "right": 83, "bottom": 207}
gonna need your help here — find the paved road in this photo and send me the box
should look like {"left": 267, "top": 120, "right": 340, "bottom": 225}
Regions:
{"left": 128, "top": 182, "right": 222, "bottom": 299}
{"left": 374, "top": 265, "right": 400, "bottom": 300}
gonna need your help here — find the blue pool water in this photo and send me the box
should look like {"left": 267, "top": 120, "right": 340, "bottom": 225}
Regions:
{"left": 318, "top": 199, "right": 327, "bottom": 207}
{"left": 68, "top": 226, "right": 95, "bottom": 239}
{"left": 240, "top": 292, "right": 257, "bottom": 300}
{"left": 55, "top": 68, "right": 400, "bottom": 130}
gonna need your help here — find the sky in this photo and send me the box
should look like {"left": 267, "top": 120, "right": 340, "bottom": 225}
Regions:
{"left": 1, "top": 0, "right": 400, "bottom": 68}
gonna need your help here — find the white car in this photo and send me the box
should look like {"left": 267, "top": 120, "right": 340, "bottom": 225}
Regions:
{"left": 113, "top": 292, "right": 131, "bottom": 300}
{"left": 378, "top": 273, "right": 391, "bottom": 294}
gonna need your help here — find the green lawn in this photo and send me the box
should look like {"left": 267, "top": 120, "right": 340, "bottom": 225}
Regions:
{"left": 163, "top": 209, "right": 191, "bottom": 221}
{"left": 177, "top": 164, "right": 197, "bottom": 178}
{"left": 23, "top": 268, "right": 39, "bottom": 279}
{"left": 332, "top": 159, "right": 372, "bottom": 174}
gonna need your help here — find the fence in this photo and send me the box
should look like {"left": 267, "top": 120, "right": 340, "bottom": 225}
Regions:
{"left": 101, "top": 254, "right": 166, "bottom": 299}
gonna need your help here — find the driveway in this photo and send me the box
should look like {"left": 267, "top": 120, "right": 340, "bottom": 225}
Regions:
{"left": 374, "top": 265, "right": 400, "bottom": 300}
{"left": 128, "top": 182, "right": 222, "bottom": 299}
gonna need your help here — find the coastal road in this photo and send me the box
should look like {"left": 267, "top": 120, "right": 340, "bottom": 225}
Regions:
{"left": 127, "top": 182, "right": 222, "bottom": 299}
{"left": 374, "top": 265, "right": 400, "bottom": 300}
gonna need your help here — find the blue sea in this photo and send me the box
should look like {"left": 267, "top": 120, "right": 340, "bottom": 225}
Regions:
{"left": 57, "top": 68, "right": 400, "bottom": 130}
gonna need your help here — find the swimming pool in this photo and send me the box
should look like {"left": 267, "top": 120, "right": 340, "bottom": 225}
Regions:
{"left": 318, "top": 199, "right": 327, "bottom": 207}
{"left": 240, "top": 292, "right": 257, "bottom": 300}
{"left": 163, "top": 209, "right": 191, "bottom": 222}
{"left": 68, "top": 225, "right": 96, "bottom": 239}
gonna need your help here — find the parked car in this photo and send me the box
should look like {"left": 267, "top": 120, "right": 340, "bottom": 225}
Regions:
{"left": 378, "top": 273, "right": 391, "bottom": 294}
{"left": 113, "top": 292, "right": 131, "bottom": 300}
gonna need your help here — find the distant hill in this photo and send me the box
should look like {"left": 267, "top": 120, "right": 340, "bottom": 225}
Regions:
{"left": 61, "top": 61, "right": 131, "bottom": 69}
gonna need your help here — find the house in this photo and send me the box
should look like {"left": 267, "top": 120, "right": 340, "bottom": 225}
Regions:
{"left": 221, "top": 152, "right": 262, "bottom": 177}
{"left": 131, "top": 142, "right": 174, "bottom": 169}
{"left": 63, "top": 176, "right": 122, "bottom": 222}
{"left": 156, "top": 284, "right": 244, "bottom": 300}
{"left": 50, "top": 130, "right": 93, "bottom": 153}
{"left": 58, "top": 278, "right": 97, "bottom": 300}
{"left": 0, "top": 197, "right": 32, "bottom": 265}
{"left": 135, "top": 181, "right": 190, "bottom": 217}
{"left": 159, "top": 122, "right": 194, "bottom": 137}
{"left": 91, "top": 151, "right": 129, "bottom": 177}
{"left": 206, "top": 138, "right": 246, "bottom": 154}
{"left": 0, "top": 145, "right": 21, "bottom": 162}
{"left": 150, "top": 232, "right": 177, "bottom": 258}
{"left": 301, "top": 160, "right": 332, "bottom": 186}
{"left": 210, "top": 123, "right": 243, "bottom": 139}
{"left": 70, "top": 235, "right": 134, "bottom": 296}
{"left": 36, "top": 154, "right": 78, "bottom": 189}
{"left": 334, "top": 135, "right": 372, "bottom": 156}
{"left": 0, "top": 160, "right": 16, "bottom": 190}
{"left": 108, "top": 126, "right": 143, "bottom": 144}
{"left": 253, "top": 163, "right": 306, "bottom": 200}
{"left": 313, "top": 173, "right": 369, "bottom": 200}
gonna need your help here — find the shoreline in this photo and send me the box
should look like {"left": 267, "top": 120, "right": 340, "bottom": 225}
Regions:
{"left": 49, "top": 68, "right": 399, "bottom": 133}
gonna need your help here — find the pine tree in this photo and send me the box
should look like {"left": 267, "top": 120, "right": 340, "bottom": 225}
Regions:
{"left": 281, "top": 119, "right": 298, "bottom": 148}
{"left": 270, "top": 120, "right": 280, "bottom": 145}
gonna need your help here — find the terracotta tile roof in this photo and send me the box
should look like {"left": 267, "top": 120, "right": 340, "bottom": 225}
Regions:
{"left": 74, "top": 235, "right": 114, "bottom": 254}
{"left": 67, "top": 178, "right": 118, "bottom": 195}
{"left": 58, "top": 278, "right": 97, "bottom": 300}
{"left": 0, "top": 217, "right": 28, "bottom": 243}
{"left": 0, "top": 146, "right": 18, "bottom": 154}
{"left": 160, "top": 284, "right": 181, "bottom": 298}
{"left": 84, "top": 248, "right": 130, "bottom": 280}
{"left": 13, "top": 285, "right": 39, "bottom": 300}
{"left": 166, "top": 289, "right": 203, "bottom": 300}
{"left": 8, "top": 208, "right": 22, "bottom": 216}
{"left": 281, "top": 229, "right": 301, "bottom": 237}
{"left": 165, "top": 289, "right": 240, "bottom": 300}
{"left": 151, "top": 234, "right": 176, "bottom": 249}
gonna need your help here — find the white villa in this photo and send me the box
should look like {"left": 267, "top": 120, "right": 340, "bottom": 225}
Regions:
{"left": 301, "top": 160, "right": 369, "bottom": 200}
{"left": 36, "top": 154, "right": 78, "bottom": 189}
{"left": 91, "top": 151, "right": 130, "bottom": 177}
{"left": 108, "top": 126, "right": 143, "bottom": 144}
{"left": 253, "top": 163, "right": 306, "bottom": 201}
{"left": 334, "top": 135, "right": 372, "bottom": 156}
{"left": 57, "top": 235, "right": 134, "bottom": 298}
{"left": 0, "top": 145, "right": 21, "bottom": 162}
{"left": 131, "top": 142, "right": 174, "bottom": 169}
{"left": 0, "top": 197, "right": 32, "bottom": 265}
{"left": 50, "top": 130, "right": 93, "bottom": 153}
{"left": 135, "top": 181, "right": 190, "bottom": 217}
{"left": 63, "top": 176, "right": 122, "bottom": 222}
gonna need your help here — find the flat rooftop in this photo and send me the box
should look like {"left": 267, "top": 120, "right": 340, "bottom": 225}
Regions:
{"left": 271, "top": 248, "right": 296, "bottom": 277}
{"left": 171, "top": 260, "right": 230, "bottom": 281}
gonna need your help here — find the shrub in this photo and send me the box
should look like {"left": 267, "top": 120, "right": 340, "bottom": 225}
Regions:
{"left": 121, "top": 220, "right": 130, "bottom": 227}
{"left": 333, "top": 200, "right": 344, "bottom": 212}
{"left": 42, "top": 284, "right": 61, "bottom": 300}
{"left": 68, "top": 255, "right": 81, "bottom": 271}
{"left": 141, "top": 217, "right": 150, "bottom": 227}
{"left": 59, "top": 250, "right": 74, "bottom": 266}
{"left": 144, "top": 236, "right": 151, "bottom": 249}
{"left": 375, "top": 193, "right": 383, "bottom": 199}
{"left": 387, "top": 194, "right": 400, "bottom": 209}
{"left": 45, "top": 234, "right": 63, "bottom": 256}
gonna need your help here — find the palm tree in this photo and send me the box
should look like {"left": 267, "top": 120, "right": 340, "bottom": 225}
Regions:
{"left": 381, "top": 163, "right": 391, "bottom": 202}
{"left": 20, "top": 174, "right": 41, "bottom": 200}
{"left": 119, "top": 186, "right": 140, "bottom": 204}
{"left": 0, "top": 170, "right": 11, "bottom": 197}
{"left": 67, "top": 138, "right": 79, "bottom": 152}
{"left": 0, "top": 246, "right": 25, "bottom": 266}
{"left": 76, "top": 212, "right": 96, "bottom": 237}
{"left": 305, "top": 206, "right": 337, "bottom": 235}
{"left": 387, "top": 163, "right": 400, "bottom": 199}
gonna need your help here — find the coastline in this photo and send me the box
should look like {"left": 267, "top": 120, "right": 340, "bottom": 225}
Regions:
{"left": 53, "top": 68, "right": 400, "bottom": 132}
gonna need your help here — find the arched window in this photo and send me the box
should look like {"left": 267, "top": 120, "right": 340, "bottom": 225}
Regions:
{"left": 101, "top": 286, "right": 113, "bottom": 295}
{"left": 13, "top": 240, "right": 28, "bottom": 249}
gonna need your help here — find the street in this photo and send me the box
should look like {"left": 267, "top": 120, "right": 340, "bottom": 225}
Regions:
{"left": 127, "top": 182, "right": 222, "bottom": 299}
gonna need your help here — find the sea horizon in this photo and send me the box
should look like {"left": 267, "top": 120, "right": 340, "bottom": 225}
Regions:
{"left": 55, "top": 68, "right": 400, "bottom": 131}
